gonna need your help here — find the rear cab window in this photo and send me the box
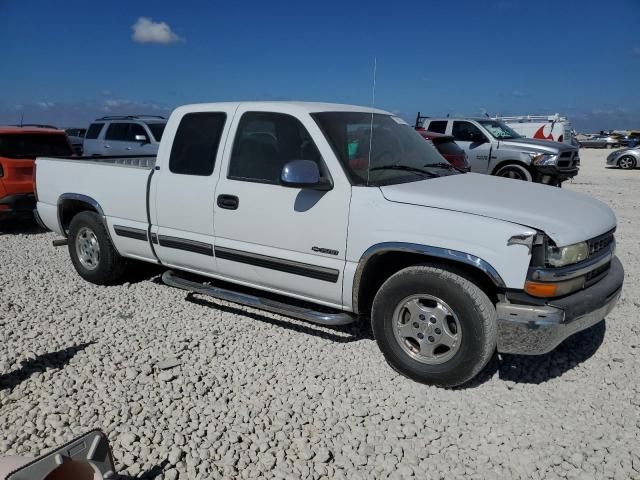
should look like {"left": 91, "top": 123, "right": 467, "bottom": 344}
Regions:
{"left": 169, "top": 112, "right": 227, "bottom": 176}
{"left": 427, "top": 121, "right": 447, "bottom": 134}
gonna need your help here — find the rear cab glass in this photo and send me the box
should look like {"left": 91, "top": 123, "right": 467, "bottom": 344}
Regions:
{"left": 427, "top": 121, "right": 447, "bottom": 134}
{"left": 0, "top": 133, "right": 73, "bottom": 159}
{"left": 169, "top": 113, "right": 226, "bottom": 176}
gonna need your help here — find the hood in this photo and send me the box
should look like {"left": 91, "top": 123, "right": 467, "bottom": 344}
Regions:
{"left": 380, "top": 173, "right": 616, "bottom": 246}
{"left": 499, "top": 137, "right": 575, "bottom": 154}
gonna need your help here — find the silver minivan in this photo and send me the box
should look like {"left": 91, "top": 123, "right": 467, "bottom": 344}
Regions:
{"left": 82, "top": 115, "right": 166, "bottom": 156}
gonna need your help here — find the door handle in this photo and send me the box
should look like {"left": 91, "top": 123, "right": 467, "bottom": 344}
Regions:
{"left": 104, "top": 145, "right": 111, "bottom": 149}
{"left": 125, "top": 147, "right": 132, "bottom": 150}
{"left": 217, "top": 194, "right": 239, "bottom": 210}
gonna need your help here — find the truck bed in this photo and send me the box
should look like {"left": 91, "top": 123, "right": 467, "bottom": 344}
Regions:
{"left": 35, "top": 155, "right": 155, "bottom": 241}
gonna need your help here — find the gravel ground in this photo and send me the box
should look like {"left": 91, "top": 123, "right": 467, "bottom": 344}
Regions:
{"left": 1, "top": 148, "right": 639, "bottom": 479}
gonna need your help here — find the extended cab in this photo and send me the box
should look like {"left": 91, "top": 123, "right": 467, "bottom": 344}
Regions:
{"left": 0, "top": 127, "right": 72, "bottom": 221}
{"left": 416, "top": 115, "right": 580, "bottom": 186}
{"left": 35, "top": 102, "right": 623, "bottom": 387}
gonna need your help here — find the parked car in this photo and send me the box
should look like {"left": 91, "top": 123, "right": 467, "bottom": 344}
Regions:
{"left": 0, "top": 126, "right": 72, "bottom": 220}
{"left": 416, "top": 130, "right": 470, "bottom": 172}
{"left": 35, "top": 101, "right": 623, "bottom": 387}
{"left": 416, "top": 114, "right": 579, "bottom": 186}
{"left": 82, "top": 115, "right": 166, "bottom": 156}
{"left": 578, "top": 135, "right": 620, "bottom": 149}
{"left": 65, "top": 128, "right": 87, "bottom": 155}
{"left": 606, "top": 147, "right": 639, "bottom": 169}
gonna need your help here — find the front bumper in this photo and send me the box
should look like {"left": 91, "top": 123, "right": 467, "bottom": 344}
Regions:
{"left": 0, "top": 194, "right": 36, "bottom": 220}
{"left": 535, "top": 165, "right": 579, "bottom": 183}
{"left": 496, "top": 256, "right": 623, "bottom": 355}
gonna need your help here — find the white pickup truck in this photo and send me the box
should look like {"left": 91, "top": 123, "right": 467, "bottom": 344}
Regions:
{"left": 34, "top": 102, "right": 623, "bottom": 387}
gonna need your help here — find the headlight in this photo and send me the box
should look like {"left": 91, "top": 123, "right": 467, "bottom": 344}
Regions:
{"left": 530, "top": 153, "right": 558, "bottom": 166}
{"left": 546, "top": 241, "right": 589, "bottom": 267}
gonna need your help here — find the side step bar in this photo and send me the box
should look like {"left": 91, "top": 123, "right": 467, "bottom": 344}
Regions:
{"left": 162, "top": 270, "right": 356, "bottom": 326}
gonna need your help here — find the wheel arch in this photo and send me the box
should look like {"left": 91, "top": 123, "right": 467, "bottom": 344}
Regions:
{"left": 491, "top": 159, "right": 531, "bottom": 176}
{"left": 352, "top": 243, "right": 505, "bottom": 315}
{"left": 57, "top": 193, "right": 106, "bottom": 237}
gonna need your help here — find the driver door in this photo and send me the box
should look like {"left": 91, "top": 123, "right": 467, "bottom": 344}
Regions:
{"left": 450, "top": 121, "right": 492, "bottom": 173}
{"left": 212, "top": 107, "right": 350, "bottom": 307}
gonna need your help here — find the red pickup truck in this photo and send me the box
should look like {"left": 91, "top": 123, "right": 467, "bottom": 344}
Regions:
{"left": 0, "top": 127, "right": 73, "bottom": 221}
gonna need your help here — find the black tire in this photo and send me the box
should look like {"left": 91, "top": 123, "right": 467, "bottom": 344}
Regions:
{"left": 618, "top": 155, "right": 637, "bottom": 170}
{"left": 494, "top": 163, "right": 533, "bottom": 181}
{"left": 67, "top": 211, "right": 126, "bottom": 285}
{"left": 371, "top": 265, "right": 497, "bottom": 387}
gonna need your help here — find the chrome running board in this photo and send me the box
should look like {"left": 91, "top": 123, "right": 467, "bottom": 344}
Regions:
{"left": 162, "top": 270, "right": 356, "bottom": 326}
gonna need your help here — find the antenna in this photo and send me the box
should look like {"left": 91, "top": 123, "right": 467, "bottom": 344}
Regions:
{"left": 20, "top": 112, "right": 24, "bottom": 127}
{"left": 366, "top": 56, "right": 377, "bottom": 186}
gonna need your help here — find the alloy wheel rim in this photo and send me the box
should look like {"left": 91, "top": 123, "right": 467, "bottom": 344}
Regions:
{"left": 75, "top": 227, "right": 100, "bottom": 270}
{"left": 392, "top": 294, "right": 462, "bottom": 365}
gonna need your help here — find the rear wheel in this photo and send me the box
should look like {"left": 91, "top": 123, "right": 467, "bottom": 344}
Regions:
{"left": 68, "top": 211, "right": 126, "bottom": 284}
{"left": 494, "top": 163, "right": 533, "bottom": 181}
{"left": 371, "top": 265, "right": 497, "bottom": 387}
{"left": 618, "top": 155, "right": 636, "bottom": 170}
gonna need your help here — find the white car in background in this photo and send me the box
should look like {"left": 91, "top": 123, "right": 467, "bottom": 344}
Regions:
{"left": 82, "top": 115, "right": 166, "bottom": 156}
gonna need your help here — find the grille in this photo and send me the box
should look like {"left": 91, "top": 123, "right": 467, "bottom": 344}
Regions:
{"left": 557, "top": 151, "right": 579, "bottom": 169}
{"left": 559, "top": 151, "right": 573, "bottom": 158}
{"left": 587, "top": 231, "right": 615, "bottom": 258}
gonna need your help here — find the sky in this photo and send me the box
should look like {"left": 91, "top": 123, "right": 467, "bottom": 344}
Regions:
{"left": 0, "top": 0, "right": 638, "bottom": 132}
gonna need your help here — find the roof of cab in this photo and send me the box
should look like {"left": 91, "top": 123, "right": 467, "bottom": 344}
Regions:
{"left": 174, "top": 101, "right": 391, "bottom": 116}
{"left": 0, "top": 126, "right": 65, "bottom": 135}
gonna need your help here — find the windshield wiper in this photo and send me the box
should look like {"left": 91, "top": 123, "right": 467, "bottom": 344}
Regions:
{"left": 425, "top": 162, "right": 466, "bottom": 173}
{"left": 370, "top": 164, "right": 439, "bottom": 178}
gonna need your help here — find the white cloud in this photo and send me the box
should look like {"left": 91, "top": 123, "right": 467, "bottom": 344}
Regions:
{"left": 132, "top": 17, "right": 183, "bottom": 44}
{"left": 102, "top": 90, "right": 112, "bottom": 96}
{"left": 38, "top": 102, "right": 55, "bottom": 108}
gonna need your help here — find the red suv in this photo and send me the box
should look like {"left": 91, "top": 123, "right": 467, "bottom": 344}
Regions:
{"left": 0, "top": 127, "right": 73, "bottom": 220}
{"left": 416, "top": 130, "right": 470, "bottom": 172}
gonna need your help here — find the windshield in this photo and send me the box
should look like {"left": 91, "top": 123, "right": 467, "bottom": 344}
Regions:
{"left": 0, "top": 134, "right": 72, "bottom": 158}
{"left": 146, "top": 123, "right": 166, "bottom": 141}
{"left": 477, "top": 120, "right": 521, "bottom": 140}
{"left": 312, "top": 112, "right": 459, "bottom": 186}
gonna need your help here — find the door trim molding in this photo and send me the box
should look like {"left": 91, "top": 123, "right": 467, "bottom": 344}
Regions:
{"left": 214, "top": 246, "right": 339, "bottom": 283}
{"left": 158, "top": 234, "right": 214, "bottom": 256}
{"left": 113, "top": 225, "right": 148, "bottom": 241}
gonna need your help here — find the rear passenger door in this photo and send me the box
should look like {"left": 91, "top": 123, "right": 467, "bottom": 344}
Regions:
{"left": 450, "top": 121, "right": 492, "bottom": 173}
{"left": 151, "top": 109, "right": 234, "bottom": 274}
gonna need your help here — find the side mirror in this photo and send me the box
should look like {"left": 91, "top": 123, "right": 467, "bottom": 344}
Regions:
{"left": 281, "top": 160, "right": 331, "bottom": 191}
{"left": 135, "top": 134, "right": 149, "bottom": 143}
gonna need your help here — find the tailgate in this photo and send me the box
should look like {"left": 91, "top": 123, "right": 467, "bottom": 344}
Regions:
{"left": 0, "top": 157, "right": 35, "bottom": 195}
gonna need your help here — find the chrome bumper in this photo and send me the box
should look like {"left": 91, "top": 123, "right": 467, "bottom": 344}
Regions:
{"left": 497, "top": 257, "right": 623, "bottom": 355}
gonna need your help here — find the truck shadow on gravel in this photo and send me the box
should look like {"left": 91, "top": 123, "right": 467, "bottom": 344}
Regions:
{"left": 467, "top": 320, "right": 606, "bottom": 387}
{"left": 117, "top": 459, "right": 169, "bottom": 479}
{"left": 184, "top": 293, "right": 373, "bottom": 344}
{"left": 0, "top": 218, "right": 48, "bottom": 236}
{"left": 0, "top": 342, "right": 95, "bottom": 391}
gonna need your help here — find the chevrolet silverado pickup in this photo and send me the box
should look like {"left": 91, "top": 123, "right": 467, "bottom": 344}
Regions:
{"left": 34, "top": 102, "right": 623, "bottom": 387}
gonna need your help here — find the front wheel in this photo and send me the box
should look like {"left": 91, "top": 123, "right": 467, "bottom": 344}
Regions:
{"left": 494, "top": 163, "right": 533, "bottom": 181}
{"left": 371, "top": 265, "right": 497, "bottom": 387}
{"left": 68, "top": 211, "right": 126, "bottom": 285}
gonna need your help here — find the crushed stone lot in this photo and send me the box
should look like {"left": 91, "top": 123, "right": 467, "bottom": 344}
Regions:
{"left": 1, "top": 149, "right": 639, "bottom": 479}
